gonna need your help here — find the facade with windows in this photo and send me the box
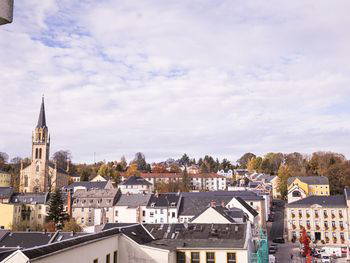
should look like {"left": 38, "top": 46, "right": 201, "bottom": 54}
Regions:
{"left": 286, "top": 193, "right": 349, "bottom": 245}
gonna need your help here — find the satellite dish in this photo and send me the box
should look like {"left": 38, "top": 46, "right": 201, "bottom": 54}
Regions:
{"left": 0, "top": 0, "right": 14, "bottom": 25}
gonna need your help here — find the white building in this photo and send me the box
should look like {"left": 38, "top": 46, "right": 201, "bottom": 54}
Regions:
{"left": 114, "top": 193, "right": 151, "bottom": 223}
{"left": 118, "top": 175, "right": 153, "bottom": 194}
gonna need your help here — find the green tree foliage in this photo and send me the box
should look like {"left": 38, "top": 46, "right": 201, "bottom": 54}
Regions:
{"left": 63, "top": 219, "right": 82, "bottom": 232}
{"left": 47, "top": 189, "right": 68, "bottom": 229}
{"left": 237, "top": 153, "right": 256, "bottom": 168}
{"left": 277, "top": 164, "right": 292, "bottom": 199}
{"left": 132, "top": 152, "right": 150, "bottom": 172}
{"left": 179, "top": 153, "right": 190, "bottom": 166}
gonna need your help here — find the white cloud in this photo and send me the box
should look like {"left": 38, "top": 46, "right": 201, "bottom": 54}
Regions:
{"left": 0, "top": 0, "right": 350, "bottom": 163}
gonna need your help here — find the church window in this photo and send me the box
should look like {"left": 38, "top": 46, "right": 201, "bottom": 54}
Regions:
{"left": 39, "top": 149, "right": 42, "bottom": 159}
{"left": 36, "top": 165, "right": 39, "bottom": 172}
{"left": 24, "top": 175, "right": 28, "bottom": 187}
{"left": 35, "top": 149, "right": 38, "bottom": 159}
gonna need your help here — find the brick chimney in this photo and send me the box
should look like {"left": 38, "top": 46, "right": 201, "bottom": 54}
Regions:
{"left": 221, "top": 200, "right": 225, "bottom": 207}
{"left": 210, "top": 200, "right": 216, "bottom": 207}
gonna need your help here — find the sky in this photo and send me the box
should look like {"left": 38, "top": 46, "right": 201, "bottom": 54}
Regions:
{"left": 1, "top": 0, "right": 350, "bottom": 163}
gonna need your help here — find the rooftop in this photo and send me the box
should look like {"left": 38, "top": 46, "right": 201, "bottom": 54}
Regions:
{"left": 63, "top": 181, "right": 111, "bottom": 191}
{"left": 10, "top": 192, "right": 49, "bottom": 204}
{"left": 147, "top": 193, "right": 181, "bottom": 207}
{"left": 287, "top": 195, "right": 347, "bottom": 208}
{"left": 0, "top": 187, "right": 13, "bottom": 199}
{"left": 115, "top": 193, "right": 152, "bottom": 207}
{"left": 287, "top": 176, "right": 329, "bottom": 186}
{"left": 120, "top": 175, "right": 152, "bottom": 186}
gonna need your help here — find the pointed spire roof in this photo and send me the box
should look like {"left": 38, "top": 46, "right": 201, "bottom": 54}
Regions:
{"left": 36, "top": 96, "right": 47, "bottom": 128}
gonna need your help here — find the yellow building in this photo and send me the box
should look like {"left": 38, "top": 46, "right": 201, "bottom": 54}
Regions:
{"left": 0, "top": 170, "right": 11, "bottom": 187}
{"left": 0, "top": 203, "right": 21, "bottom": 229}
{"left": 287, "top": 176, "right": 330, "bottom": 203}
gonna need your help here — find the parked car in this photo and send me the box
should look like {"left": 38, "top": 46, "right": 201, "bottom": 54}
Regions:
{"left": 270, "top": 244, "right": 278, "bottom": 251}
{"left": 269, "top": 247, "right": 276, "bottom": 254}
{"left": 273, "top": 237, "right": 285, "bottom": 244}
{"left": 321, "top": 255, "right": 331, "bottom": 263}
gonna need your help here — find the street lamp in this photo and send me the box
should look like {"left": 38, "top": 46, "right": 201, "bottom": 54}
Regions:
{"left": 0, "top": 0, "right": 14, "bottom": 25}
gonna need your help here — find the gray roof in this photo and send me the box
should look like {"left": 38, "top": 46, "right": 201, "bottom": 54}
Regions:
{"left": 0, "top": 170, "right": 10, "bottom": 174}
{"left": 115, "top": 193, "right": 151, "bottom": 207}
{"left": 235, "top": 197, "right": 259, "bottom": 217}
{"left": 190, "top": 206, "right": 245, "bottom": 223}
{"left": 0, "top": 232, "right": 54, "bottom": 249}
{"left": 287, "top": 195, "right": 347, "bottom": 208}
{"left": 287, "top": 176, "right": 329, "bottom": 186}
{"left": 63, "top": 181, "right": 111, "bottom": 191}
{"left": 36, "top": 97, "right": 47, "bottom": 128}
{"left": 10, "top": 192, "right": 49, "bottom": 204}
{"left": 147, "top": 193, "right": 181, "bottom": 208}
{"left": 177, "top": 191, "right": 262, "bottom": 216}
{"left": 0, "top": 187, "right": 13, "bottom": 199}
{"left": 144, "top": 223, "right": 247, "bottom": 249}
{"left": 120, "top": 175, "right": 152, "bottom": 186}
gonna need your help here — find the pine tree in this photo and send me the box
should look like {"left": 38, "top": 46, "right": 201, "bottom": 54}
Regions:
{"left": 47, "top": 189, "right": 68, "bottom": 229}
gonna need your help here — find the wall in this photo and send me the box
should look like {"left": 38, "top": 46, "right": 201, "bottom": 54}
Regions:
{"left": 33, "top": 235, "right": 119, "bottom": 263}
{"left": 0, "top": 203, "right": 15, "bottom": 229}
{"left": 191, "top": 207, "right": 230, "bottom": 224}
{"left": 177, "top": 249, "right": 249, "bottom": 263}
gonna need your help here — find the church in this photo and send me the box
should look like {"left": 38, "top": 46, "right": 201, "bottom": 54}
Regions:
{"left": 19, "top": 98, "right": 69, "bottom": 193}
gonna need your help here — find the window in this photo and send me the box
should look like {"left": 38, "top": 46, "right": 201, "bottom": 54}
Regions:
{"left": 93, "top": 259, "right": 98, "bottom": 263}
{"left": 177, "top": 252, "right": 186, "bottom": 263}
{"left": 113, "top": 251, "right": 118, "bottom": 263}
{"left": 191, "top": 252, "right": 200, "bottom": 263}
{"left": 160, "top": 209, "right": 164, "bottom": 214}
{"left": 115, "top": 211, "right": 118, "bottom": 217}
{"left": 150, "top": 212, "right": 154, "bottom": 217}
{"left": 106, "top": 254, "right": 110, "bottom": 263}
{"left": 160, "top": 218, "right": 164, "bottom": 223}
{"left": 142, "top": 210, "right": 146, "bottom": 216}
{"left": 206, "top": 252, "right": 215, "bottom": 263}
{"left": 227, "top": 253, "right": 236, "bottom": 263}
{"left": 172, "top": 212, "right": 176, "bottom": 218}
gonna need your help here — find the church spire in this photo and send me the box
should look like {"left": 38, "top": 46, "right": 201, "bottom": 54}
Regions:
{"left": 36, "top": 96, "right": 47, "bottom": 128}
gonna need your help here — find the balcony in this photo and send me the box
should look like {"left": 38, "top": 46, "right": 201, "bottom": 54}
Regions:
{"left": 332, "top": 226, "right": 337, "bottom": 231}
{"left": 298, "top": 213, "right": 303, "bottom": 218}
{"left": 333, "top": 237, "right": 337, "bottom": 243}
{"left": 340, "top": 226, "right": 344, "bottom": 231}
{"left": 339, "top": 214, "right": 343, "bottom": 219}
{"left": 324, "top": 225, "right": 329, "bottom": 230}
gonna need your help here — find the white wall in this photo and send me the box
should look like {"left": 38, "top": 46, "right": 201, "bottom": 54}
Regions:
{"left": 191, "top": 207, "right": 231, "bottom": 224}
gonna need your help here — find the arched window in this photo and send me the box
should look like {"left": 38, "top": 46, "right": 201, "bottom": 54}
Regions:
{"left": 36, "top": 165, "right": 40, "bottom": 172}
{"left": 24, "top": 175, "right": 28, "bottom": 187}
{"left": 39, "top": 148, "right": 42, "bottom": 159}
{"left": 35, "top": 148, "right": 38, "bottom": 159}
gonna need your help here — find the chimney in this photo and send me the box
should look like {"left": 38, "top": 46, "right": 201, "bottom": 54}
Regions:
{"left": 210, "top": 200, "right": 216, "bottom": 207}
{"left": 67, "top": 190, "right": 72, "bottom": 217}
{"left": 221, "top": 200, "right": 225, "bottom": 207}
{"left": 155, "top": 191, "right": 159, "bottom": 198}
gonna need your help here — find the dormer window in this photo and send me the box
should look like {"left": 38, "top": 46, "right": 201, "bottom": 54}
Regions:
{"left": 170, "top": 202, "right": 176, "bottom": 207}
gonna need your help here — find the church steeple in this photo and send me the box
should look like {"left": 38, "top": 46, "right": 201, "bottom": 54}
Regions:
{"left": 36, "top": 96, "right": 47, "bottom": 128}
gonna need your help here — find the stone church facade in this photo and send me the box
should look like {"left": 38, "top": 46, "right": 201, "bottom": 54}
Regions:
{"left": 20, "top": 98, "right": 69, "bottom": 193}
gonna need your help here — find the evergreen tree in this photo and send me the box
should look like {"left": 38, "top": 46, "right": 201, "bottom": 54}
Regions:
{"left": 47, "top": 189, "right": 68, "bottom": 229}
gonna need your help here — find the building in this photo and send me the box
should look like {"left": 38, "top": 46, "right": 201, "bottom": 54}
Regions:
{"left": 0, "top": 0, "right": 13, "bottom": 25}
{"left": 89, "top": 174, "right": 108, "bottom": 182}
{"left": 118, "top": 175, "right": 153, "bottom": 194}
{"left": 20, "top": 98, "right": 69, "bottom": 193}
{"left": 217, "top": 169, "right": 233, "bottom": 177}
{"left": 69, "top": 174, "right": 81, "bottom": 183}
{"left": 72, "top": 189, "right": 120, "bottom": 227}
{"left": 286, "top": 193, "right": 348, "bottom": 245}
{"left": 0, "top": 171, "right": 11, "bottom": 187}
{"left": 114, "top": 193, "right": 151, "bottom": 223}
{"left": 0, "top": 187, "right": 13, "bottom": 204}
{"left": 63, "top": 180, "right": 114, "bottom": 193}
{"left": 0, "top": 222, "right": 253, "bottom": 263}
{"left": 144, "top": 193, "right": 182, "bottom": 224}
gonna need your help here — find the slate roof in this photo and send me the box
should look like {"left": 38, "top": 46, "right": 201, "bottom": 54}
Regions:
{"left": 235, "top": 197, "right": 259, "bottom": 217}
{"left": 0, "top": 187, "right": 13, "bottom": 199}
{"left": 177, "top": 191, "right": 262, "bottom": 216}
{"left": 115, "top": 193, "right": 151, "bottom": 207}
{"left": 147, "top": 193, "right": 181, "bottom": 208}
{"left": 63, "top": 181, "right": 110, "bottom": 191}
{"left": 120, "top": 175, "right": 152, "bottom": 186}
{"left": 36, "top": 97, "right": 47, "bottom": 128}
{"left": 287, "top": 176, "right": 329, "bottom": 186}
{"left": 0, "top": 232, "right": 54, "bottom": 248}
{"left": 287, "top": 195, "right": 347, "bottom": 208}
{"left": 10, "top": 192, "right": 49, "bottom": 204}
{"left": 190, "top": 206, "right": 245, "bottom": 223}
{"left": 144, "top": 223, "right": 247, "bottom": 249}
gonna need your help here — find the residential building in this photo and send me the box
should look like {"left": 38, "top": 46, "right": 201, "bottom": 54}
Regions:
{"left": 69, "top": 174, "right": 81, "bottom": 183}
{"left": 0, "top": 187, "right": 13, "bottom": 204}
{"left": 118, "top": 175, "right": 153, "bottom": 194}
{"left": 72, "top": 189, "right": 120, "bottom": 227}
{"left": 217, "top": 169, "right": 233, "bottom": 177}
{"left": 0, "top": 222, "right": 253, "bottom": 263}
{"left": 287, "top": 176, "right": 330, "bottom": 203}
{"left": 145, "top": 193, "right": 181, "bottom": 224}
{"left": 187, "top": 164, "right": 200, "bottom": 174}
{"left": 20, "top": 98, "right": 69, "bottom": 193}
{"left": 0, "top": 171, "right": 11, "bottom": 187}
{"left": 89, "top": 174, "right": 108, "bottom": 182}
{"left": 286, "top": 193, "right": 348, "bottom": 245}
{"left": 113, "top": 193, "right": 151, "bottom": 223}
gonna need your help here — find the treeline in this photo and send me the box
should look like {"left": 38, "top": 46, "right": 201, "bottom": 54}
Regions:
{"left": 239, "top": 152, "right": 350, "bottom": 196}
{"left": 2, "top": 150, "right": 350, "bottom": 196}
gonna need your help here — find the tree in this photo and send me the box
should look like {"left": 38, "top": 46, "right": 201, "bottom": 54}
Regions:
{"left": 237, "top": 153, "right": 256, "bottom": 168}
{"left": 247, "top": 157, "right": 262, "bottom": 172}
{"left": 219, "top": 158, "right": 233, "bottom": 171}
{"left": 52, "top": 150, "right": 72, "bottom": 171}
{"left": 132, "top": 152, "right": 148, "bottom": 171}
{"left": 125, "top": 163, "right": 139, "bottom": 177}
{"left": 0, "top": 152, "right": 9, "bottom": 170}
{"left": 179, "top": 154, "right": 190, "bottom": 166}
{"left": 63, "top": 218, "right": 82, "bottom": 232}
{"left": 181, "top": 169, "right": 191, "bottom": 192}
{"left": 47, "top": 189, "right": 68, "bottom": 229}
{"left": 277, "top": 164, "right": 292, "bottom": 199}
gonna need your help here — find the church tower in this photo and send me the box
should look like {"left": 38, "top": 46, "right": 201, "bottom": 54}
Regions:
{"left": 20, "top": 97, "right": 69, "bottom": 193}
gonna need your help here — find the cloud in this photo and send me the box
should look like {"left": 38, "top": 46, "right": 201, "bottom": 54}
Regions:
{"left": 0, "top": 0, "right": 350, "bottom": 163}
